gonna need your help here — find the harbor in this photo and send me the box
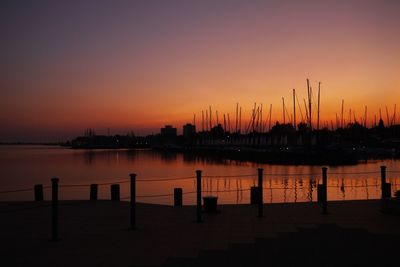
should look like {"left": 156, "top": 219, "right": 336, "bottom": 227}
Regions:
{"left": 1, "top": 152, "right": 400, "bottom": 266}
{"left": 2, "top": 1, "right": 400, "bottom": 266}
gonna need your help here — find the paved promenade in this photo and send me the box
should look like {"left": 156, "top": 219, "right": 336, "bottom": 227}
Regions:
{"left": 1, "top": 200, "right": 399, "bottom": 266}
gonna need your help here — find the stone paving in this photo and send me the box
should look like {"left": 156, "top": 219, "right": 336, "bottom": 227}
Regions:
{"left": 1, "top": 200, "right": 399, "bottom": 266}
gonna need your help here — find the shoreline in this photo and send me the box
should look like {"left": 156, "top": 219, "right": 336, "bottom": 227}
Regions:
{"left": 3, "top": 143, "right": 400, "bottom": 165}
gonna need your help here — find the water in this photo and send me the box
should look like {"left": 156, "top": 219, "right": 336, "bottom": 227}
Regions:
{"left": 1, "top": 145, "right": 399, "bottom": 205}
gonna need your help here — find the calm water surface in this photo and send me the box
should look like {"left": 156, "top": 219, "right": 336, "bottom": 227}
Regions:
{"left": 1, "top": 145, "right": 399, "bottom": 205}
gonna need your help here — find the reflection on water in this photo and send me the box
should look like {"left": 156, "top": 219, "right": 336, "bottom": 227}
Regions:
{"left": 0, "top": 145, "right": 400, "bottom": 205}
{"left": 79, "top": 149, "right": 241, "bottom": 166}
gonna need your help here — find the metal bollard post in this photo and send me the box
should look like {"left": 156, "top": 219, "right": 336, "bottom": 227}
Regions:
{"left": 258, "top": 168, "right": 264, "bottom": 218}
{"left": 130, "top": 173, "right": 136, "bottom": 230}
{"left": 34, "top": 184, "right": 44, "bottom": 201}
{"left": 322, "top": 167, "right": 328, "bottom": 214}
{"left": 383, "top": 183, "right": 392, "bottom": 199}
{"left": 381, "top": 166, "right": 387, "bottom": 199}
{"left": 90, "top": 184, "right": 98, "bottom": 200}
{"left": 174, "top": 188, "right": 183, "bottom": 207}
{"left": 51, "top": 178, "right": 59, "bottom": 241}
{"left": 317, "top": 184, "right": 325, "bottom": 202}
{"left": 196, "top": 170, "right": 202, "bottom": 223}
{"left": 250, "top": 186, "right": 259, "bottom": 205}
{"left": 110, "top": 184, "right": 120, "bottom": 201}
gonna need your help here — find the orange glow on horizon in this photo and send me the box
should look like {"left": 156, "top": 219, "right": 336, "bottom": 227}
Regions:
{"left": 1, "top": 0, "right": 399, "bottom": 141}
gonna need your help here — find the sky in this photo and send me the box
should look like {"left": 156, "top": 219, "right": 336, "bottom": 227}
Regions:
{"left": 0, "top": 0, "right": 399, "bottom": 142}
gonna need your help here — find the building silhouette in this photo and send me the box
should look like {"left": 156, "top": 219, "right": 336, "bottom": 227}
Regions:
{"left": 160, "top": 125, "right": 177, "bottom": 137}
{"left": 183, "top": 123, "right": 196, "bottom": 138}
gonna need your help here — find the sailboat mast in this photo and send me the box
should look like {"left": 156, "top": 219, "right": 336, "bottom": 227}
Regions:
{"left": 293, "top": 89, "right": 296, "bottom": 130}
{"left": 228, "top": 114, "right": 231, "bottom": 133}
{"left": 223, "top": 114, "right": 227, "bottom": 132}
{"left": 260, "top": 104, "right": 263, "bottom": 133}
{"left": 282, "top": 97, "right": 286, "bottom": 124}
{"left": 239, "top": 106, "right": 242, "bottom": 133}
{"left": 235, "top": 103, "right": 238, "bottom": 133}
{"left": 303, "top": 98, "right": 309, "bottom": 124}
{"left": 209, "top": 106, "right": 213, "bottom": 129}
{"left": 307, "top": 79, "right": 312, "bottom": 130}
{"left": 269, "top": 104, "right": 272, "bottom": 132}
{"left": 317, "top": 82, "right": 321, "bottom": 130}
{"left": 386, "top": 106, "right": 390, "bottom": 126}
{"left": 202, "top": 110, "right": 204, "bottom": 132}
{"left": 341, "top": 99, "right": 344, "bottom": 128}
{"left": 205, "top": 109, "right": 208, "bottom": 131}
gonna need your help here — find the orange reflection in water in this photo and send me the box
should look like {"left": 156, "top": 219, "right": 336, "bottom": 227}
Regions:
{"left": 0, "top": 146, "right": 399, "bottom": 205}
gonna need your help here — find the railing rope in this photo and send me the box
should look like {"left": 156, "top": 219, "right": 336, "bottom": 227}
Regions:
{"left": 1, "top": 168, "right": 399, "bottom": 203}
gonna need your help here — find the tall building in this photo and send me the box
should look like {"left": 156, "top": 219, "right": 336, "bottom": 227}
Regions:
{"left": 183, "top": 123, "right": 196, "bottom": 138}
{"left": 160, "top": 125, "right": 177, "bottom": 137}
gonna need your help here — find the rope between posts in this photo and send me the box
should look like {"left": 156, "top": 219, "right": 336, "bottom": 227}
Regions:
{"left": 264, "top": 173, "right": 320, "bottom": 176}
{"left": 328, "top": 171, "right": 381, "bottom": 175}
{"left": 121, "top": 193, "right": 174, "bottom": 199}
{"left": 202, "top": 188, "right": 251, "bottom": 193}
{"left": 50, "top": 170, "right": 400, "bottom": 188}
{"left": 124, "top": 189, "right": 254, "bottom": 199}
{"left": 60, "top": 184, "right": 89, "bottom": 188}
{"left": 183, "top": 191, "right": 197, "bottom": 195}
{"left": 1, "top": 168, "right": 399, "bottom": 195}
{"left": 137, "top": 193, "right": 174, "bottom": 198}
{"left": 202, "top": 174, "right": 256, "bottom": 178}
{"left": 136, "top": 176, "right": 196, "bottom": 182}
{"left": 0, "top": 188, "right": 33, "bottom": 194}
{"left": 97, "top": 180, "right": 130, "bottom": 186}
{"left": 59, "top": 179, "right": 130, "bottom": 188}
{"left": 5, "top": 181, "right": 386, "bottom": 200}
{"left": 0, "top": 186, "right": 50, "bottom": 194}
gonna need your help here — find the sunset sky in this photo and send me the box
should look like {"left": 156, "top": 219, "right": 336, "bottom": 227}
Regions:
{"left": 1, "top": 0, "right": 399, "bottom": 142}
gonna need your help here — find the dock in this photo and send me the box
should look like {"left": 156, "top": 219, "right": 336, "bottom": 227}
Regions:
{"left": 1, "top": 200, "right": 400, "bottom": 266}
